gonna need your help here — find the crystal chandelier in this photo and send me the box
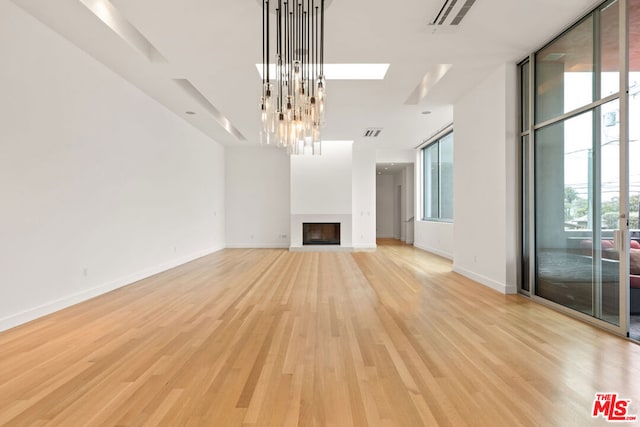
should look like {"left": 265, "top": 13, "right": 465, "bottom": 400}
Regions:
{"left": 260, "top": 0, "right": 326, "bottom": 155}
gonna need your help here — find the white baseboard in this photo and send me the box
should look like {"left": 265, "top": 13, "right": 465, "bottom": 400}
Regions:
{"left": 352, "top": 244, "right": 377, "bottom": 252}
{"left": 452, "top": 265, "right": 517, "bottom": 295}
{"left": 413, "top": 243, "right": 453, "bottom": 260}
{"left": 226, "top": 243, "right": 290, "bottom": 249}
{"left": 0, "top": 245, "right": 225, "bottom": 333}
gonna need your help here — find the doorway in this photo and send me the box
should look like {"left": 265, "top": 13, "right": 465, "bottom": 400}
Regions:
{"left": 375, "top": 163, "right": 414, "bottom": 244}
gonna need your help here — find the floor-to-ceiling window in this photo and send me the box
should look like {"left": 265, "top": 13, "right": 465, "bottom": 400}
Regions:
{"left": 520, "top": 0, "right": 634, "bottom": 336}
{"left": 422, "top": 130, "right": 454, "bottom": 221}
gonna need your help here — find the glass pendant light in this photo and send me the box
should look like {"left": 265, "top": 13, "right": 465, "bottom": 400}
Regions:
{"left": 277, "top": 112, "right": 286, "bottom": 146}
{"left": 316, "top": 77, "right": 325, "bottom": 124}
{"left": 260, "top": 0, "right": 325, "bottom": 154}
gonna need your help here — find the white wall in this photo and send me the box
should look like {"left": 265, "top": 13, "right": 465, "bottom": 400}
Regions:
{"left": 504, "top": 68, "right": 519, "bottom": 290}
{"left": 0, "top": 1, "right": 225, "bottom": 331}
{"left": 376, "top": 175, "right": 395, "bottom": 238}
{"left": 452, "top": 63, "right": 518, "bottom": 294}
{"left": 352, "top": 148, "right": 377, "bottom": 249}
{"left": 414, "top": 222, "right": 454, "bottom": 259}
{"left": 225, "top": 147, "right": 290, "bottom": 248}
{"left": 376, "top": 149, "right": 415, "bottom": 164}
{"left": 291, "top": 142, "right": 353, "bottom": 215}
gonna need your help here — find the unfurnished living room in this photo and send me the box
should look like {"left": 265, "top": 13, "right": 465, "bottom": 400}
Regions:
{"left": 2, "top": 0, "right": 640, "bottom": 425}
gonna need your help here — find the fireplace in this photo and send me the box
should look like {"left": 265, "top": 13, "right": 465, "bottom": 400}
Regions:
{"left": 302, "top": 223, "right": 340, "bottom": 245}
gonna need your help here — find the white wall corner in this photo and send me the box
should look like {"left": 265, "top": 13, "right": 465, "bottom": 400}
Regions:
{"left": 413, "top": 242, "right": 453, "bottom": 260}
{"left": 504, "top": 63, "right": 520, "bottom": 293}
{"left": 453, "top": 264, "right": 517, "bottom": 294}
{"left": 352, "top": 243, "right": 377, "bottom": 252}
{"left": 452, "top": 62, "right": 513, "bottom": 297}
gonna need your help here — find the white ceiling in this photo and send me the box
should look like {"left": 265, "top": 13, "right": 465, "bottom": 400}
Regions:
{"left": 11, "top": 0, "right": 603, "bottom": 149}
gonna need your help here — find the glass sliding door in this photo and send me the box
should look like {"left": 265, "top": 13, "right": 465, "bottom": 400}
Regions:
{"left": 599, "top": 100, "right": 621, "bottom": 324}
{"left": 535, "top": 112, "right": 594, "bottom": 316}
{"left": 520, "top": 0, "right": 629, "bottom": 335}
{"left": 535, "top": 104, "right": 620, "bottom": 325}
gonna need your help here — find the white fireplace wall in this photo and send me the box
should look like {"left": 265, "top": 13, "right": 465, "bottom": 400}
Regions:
{"left": 290, "top": 141, "right": 353, "bottom": 214}
{"left": 290, "top": 141, "right": 354, "bottom": 248}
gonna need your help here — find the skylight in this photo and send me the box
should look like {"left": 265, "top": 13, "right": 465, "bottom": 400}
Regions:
{"left": 256, "top": 64, "right": 390, "bottom": 80}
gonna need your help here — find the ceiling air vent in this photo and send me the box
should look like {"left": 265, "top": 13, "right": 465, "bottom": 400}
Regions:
{"left": 363, "top": 128, "right": 383, "bottom": 138}
{"left": 429, "top": 0, "right": 476, "bottom": 26}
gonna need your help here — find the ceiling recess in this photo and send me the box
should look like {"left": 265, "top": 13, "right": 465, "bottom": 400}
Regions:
{"left": 78, "top": 0, "right": 166, "bottom": 63}
{"left": 173, "top": 79, "right": 246, "bottom": 142}
{"left": 429, "top": 0, "right": 477, "bottom": 26}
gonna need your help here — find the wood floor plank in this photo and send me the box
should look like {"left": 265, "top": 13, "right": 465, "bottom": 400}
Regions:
{"left": 1, "top": 242, "right": 640, "bottom": 426}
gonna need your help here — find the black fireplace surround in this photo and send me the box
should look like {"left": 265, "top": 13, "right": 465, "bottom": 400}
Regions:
{"left": 302, "top": 223, "right": 340, "bottom": 245}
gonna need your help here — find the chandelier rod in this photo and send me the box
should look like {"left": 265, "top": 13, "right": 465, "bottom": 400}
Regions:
{"left": 312, "top": 1, "right": 315, "bottom": 96}
{"left": 296, "top": 2, "right": 300, "bottom": 63}
{"left": 262, "top": 0, "right": 265, "bottom": 95}
{"left": 285, "top": 1, "right": 289, "bottom": 96}
{"left": 320, "top": 0, "right": 324, "bottom": 76}
{"left": 277, "top": 1, "right": 283, "bottom": 111}
{"left": 314, "top": 4, "right": 318, "bottom": 97}
{"left": 311, "top": 3, "right": 315, "bottom": 98}
{"left": 309, "top": 1, "right": 312, "bottom": 97}
{"left": 305, "top": 7, "right": 309, "bottom": 91}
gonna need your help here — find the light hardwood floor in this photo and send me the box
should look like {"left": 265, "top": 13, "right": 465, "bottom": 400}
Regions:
{"left": 1, "top": 240, "right": 640, "bottom": 426}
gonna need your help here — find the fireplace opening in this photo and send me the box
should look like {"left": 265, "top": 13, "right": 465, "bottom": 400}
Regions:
{"left": 303, "top": 223, "right": 340, "bottom": 245}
